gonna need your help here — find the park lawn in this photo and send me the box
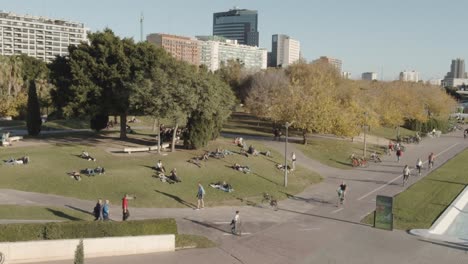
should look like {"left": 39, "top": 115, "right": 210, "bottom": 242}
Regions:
{"left": 0, "top": 137, "right": 321, "bottom": 208}
{"left": 362, "top": 149, "right": 468, "bottom": 230}
{"left": 222, "top": 112, "right": 275, "bottom": 137}
{"left": 0, "top": 205, "right": 93, "bottom": 221}
{"left": 176, "top": 234, "right": 216, "bottom": 249}
{"left": 370, "top": 126, "right": 416, "bottom": 140}
{"left": 294, "top": 138, "right": 384, "bottom": 169}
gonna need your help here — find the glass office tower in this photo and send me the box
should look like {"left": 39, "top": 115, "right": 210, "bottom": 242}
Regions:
{"left": 213, "top": 8, "right": 259, "bottom": 47}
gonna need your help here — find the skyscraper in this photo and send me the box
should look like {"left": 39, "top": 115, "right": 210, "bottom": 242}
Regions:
{"left": 399, "top": 70, "right": 419, "bottom": 82}
{"left": 268, "top": 34, "right": 300, "bottom": 68}
{"left": 213, "top": 8, "right": 259, "bottom": 47}
{"left": 446, "top": 58, "right": 466, "bottom": 78}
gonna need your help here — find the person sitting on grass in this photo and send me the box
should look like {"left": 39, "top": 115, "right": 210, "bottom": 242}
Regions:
{"left": 261, "top": 150, "right": 272, "bottom": 157}
{"left": 169, "top": 168, "right": 182, "bottom": 183}
{"left": 155, "top": 160, "right": 166, "bottom": 173}
{"left": 95, "top": 166, "right": 105, "bottom": 175}
{"left": 80, "top": 151, "right": 96, "bottom": 161}
{"left": 276, "top": 164, "right": 291, "bottom": 171}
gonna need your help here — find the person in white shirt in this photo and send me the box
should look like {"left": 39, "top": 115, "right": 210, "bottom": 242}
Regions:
{"left": 291, "top": 152, "right": 297, "bottom": 171}
{"left": 416, "top": 158, "right": 423, "bottom": 176}
{"left": 155, "top": 160, "right": 165, "bottom": 173}
{"left": 231, "top": 210, "right": 241, "bottom": 235}
{"left": 403, "top": 165, "right": 411, "bottom": 186}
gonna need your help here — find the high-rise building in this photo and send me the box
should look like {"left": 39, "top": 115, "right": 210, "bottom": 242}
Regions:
{"left": 399, "top": 70, "right": 419, "bottom": 82}
{"left": 196, "top": 36, "right": 267, "bottom": 72}
{"left": 147, "top": 33, "right": 200, "bottom": 66}
{"left": 312, "top": 56, "right": 342, "bottom": 73}
{"left": 0, "top": 11, "right": 88, "bottom": 62}
{"left": 362, "top": 72, "right": 378, "bottom": 81}
{"left": 268, "top": 34, "right": 300, "bottom": 68}
{"left": 446, "top": 58, "right": 466, "bottom": 78}
{"left": 442, "top": 58, "right": 468, "bottom": 88}
{"left": 213, "top": 8, "right": 259, "bottom": 47}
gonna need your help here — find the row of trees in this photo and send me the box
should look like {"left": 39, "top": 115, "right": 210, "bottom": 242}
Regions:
{"left": 243, "top": 62, "right": 457, "bottom": 143}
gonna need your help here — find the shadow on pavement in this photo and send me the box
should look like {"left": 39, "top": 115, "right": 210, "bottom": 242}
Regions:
{"left": 280, "top": 191, "right": 333, "bottom": 205}
{"left": 183, "top": 218, "right": 232, "bottom": 234}
{"left": 65, "top": 205, "right": 93, "bottom": 216}
{"left": 329, "top": 176, "right": 401, "bottom": 186}
{"left": 154, "top": 189, "right": 195, "bottom": 208}
{"left": 278, "top": 208, "right": 371, "bottom": 227}
{"left": 47, "top": 208, "right": 82, "bottom": 221}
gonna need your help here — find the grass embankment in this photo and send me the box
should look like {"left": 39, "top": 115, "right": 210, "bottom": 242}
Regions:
{"left": 370, "top": 126, "right": 416, "bottom": 140}
{"left": 222, "top": 112, "right": 275, "bottom": 137}
{"left": 362, "top": 149, "right": 468, "bottom": 230}
{"left": 294, "top": 138, "right": 384, "bottom": 170}
{"left": 0, "top": 137, "right": 321, "bottom": 208}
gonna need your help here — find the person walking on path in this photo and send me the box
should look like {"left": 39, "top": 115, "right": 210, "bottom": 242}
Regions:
{"left": 102, "top": 200, "right": 110, "bottom": 221}
{"left": 231, "top": 210, "right": 241, "bottom": 235}
{"left": 291, "top": 152, "right": 297, "bottom": 171}
{"left": 337, "top": 181, "right": 347, "bottom": 206}
{"left": 396, "top": 148, "right": 402, "bottom": 163}
{"left": 196, "top": 183, "right": 205, "bottom": 210}
{"left": 428, "top": 152, "right": 435, "bottom": 169}
{"left": 403, "top": 165, "right": 411, "bottom": 186}
{"left": 93, "top": 199, "right": 102, "bottom": 221}
{"left": 122, "top": 194, "right": 135, "bottom": 221}
{"left": 416, "top": 158, "right": 423, "bottom": 176}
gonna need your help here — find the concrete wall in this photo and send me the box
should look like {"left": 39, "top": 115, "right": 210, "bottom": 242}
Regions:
{"left": 0, "top": 234, "right": 175, "bottom": 264}
{"left": 429, "top": 186, "right": 468, "bottom": 235}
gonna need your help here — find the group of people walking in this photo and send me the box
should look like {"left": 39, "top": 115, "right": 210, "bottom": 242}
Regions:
{"left": 402, "top": 152, "right": 435, "bottom": 186}
{"left": 93, "top": 194, "right": 135, "bottom": 221}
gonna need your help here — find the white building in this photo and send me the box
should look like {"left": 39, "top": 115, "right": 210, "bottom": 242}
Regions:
{"left": 0, "top": 11, "right": 88, "bottom": 62}
{"left": 197, "top": 36, "right": 267, "bottom": 72}
{"left": 441, "top": 78, "right": 468, "bottom": 88}
{"left": 428, "top": 79, "right": 442, "bottom": 86}
{"left": 399, "top": 70, "right": 419, "bottom": 82}
{"left": 342, "top": 71, "right": 351, "bottom": 79}
{"left": 268, "top": 34, "right": 300, "bottom": 67}
{"left": 362, "top": 72, "right": 378, "bottom": 81}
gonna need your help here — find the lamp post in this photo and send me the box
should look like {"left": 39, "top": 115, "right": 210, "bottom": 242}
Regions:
{"left": 363, "top": 112, "right": 368, "bottom": 158}
{"left": 284, "top": 121, "right": 293, "bottom": 187}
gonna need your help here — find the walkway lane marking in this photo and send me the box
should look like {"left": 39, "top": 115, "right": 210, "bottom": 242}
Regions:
{"left": 331, "top": 208, "right": 344, "bottom": 214}
{"left": 223, "top": 232, "right": 251, "bottom": 236}
{"left": 214, "top": 222, "right": 231, "bottom": 224}
{"left": 357, "top": 143, "right": 460, "bottom": 201}
{"left": 298, "top": 228, "right": 320, "bottom": 231}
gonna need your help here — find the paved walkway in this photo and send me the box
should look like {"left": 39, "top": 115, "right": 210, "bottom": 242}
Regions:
{"left": 3, "top": 130, "right": 468, "bottom": 264}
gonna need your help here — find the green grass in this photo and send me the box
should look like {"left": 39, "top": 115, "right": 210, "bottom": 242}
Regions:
{"left": 176, "top": 234, "right": 216, "bottom": 249}
{"left": 0, "top": 137, "right": 321, "bottom": 208}
{"left": 362, "top": 149, "right": 468, "bottom": 230}
{"left": 294, "top": 138, "right": 384, "bottom": 169}
{"left": 0, "top": 205, "right": 93, "bottom": 221}
{"left": 370, "top": 126, "right": 416, "bottom": 140}
{"left": 222, "top": 112, "right": 275, "bottom": 137}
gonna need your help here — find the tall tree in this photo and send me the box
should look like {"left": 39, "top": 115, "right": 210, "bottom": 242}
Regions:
{"left": 26, "top": 80, "right": 42, "bottom": 136}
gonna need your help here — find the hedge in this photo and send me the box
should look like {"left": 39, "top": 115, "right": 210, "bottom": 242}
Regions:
{"left": 0, "top": 219, "right": 177, "bottom": 242}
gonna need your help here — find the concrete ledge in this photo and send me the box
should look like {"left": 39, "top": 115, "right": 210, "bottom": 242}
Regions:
{"left": 429, "top": 186, "right": 468, "bottom": 235}
{"left": 0, "top": 234, "right": 175, "bottom": 264}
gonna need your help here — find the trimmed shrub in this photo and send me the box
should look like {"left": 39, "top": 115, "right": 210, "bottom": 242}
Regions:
{"left": 0, "top": 218, "right": 177, "bottom": 242}
{"left": 74, "top": 239, "right": 84, "bottom": 264}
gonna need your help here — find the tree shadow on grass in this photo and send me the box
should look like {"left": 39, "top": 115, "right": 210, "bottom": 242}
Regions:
{"left": 46, "top": 208, "right": 82, "bottom": 221}
{"left": 154, "top": 189, "right": 196, "bottom": 208}
{"left": 65, "top": 205, "right": 93, "bottom": 216}
{"left": 428, "top": 179, "right": 468, "bottom": 186}
{"left": 183, "top": 218, "right": 231, "bottom": 234}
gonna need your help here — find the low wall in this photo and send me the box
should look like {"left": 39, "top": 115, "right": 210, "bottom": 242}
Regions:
{"left": 429, "top": 186, "right": 468, "bottom": 235}
{"left": 0, "top": 234, "right": 175, "bottom": 264}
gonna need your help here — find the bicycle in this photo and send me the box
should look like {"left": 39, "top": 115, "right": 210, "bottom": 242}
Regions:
{"left": 262, "top": 192, "right": 278, "bottom": 211}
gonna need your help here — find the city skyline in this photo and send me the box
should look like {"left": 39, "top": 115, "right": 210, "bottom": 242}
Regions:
{"left": 1, "top": 0, "right": 467, "bottom": 80}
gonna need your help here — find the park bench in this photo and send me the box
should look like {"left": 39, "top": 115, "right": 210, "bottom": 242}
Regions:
{"left": 8, "top": 136, "right": 23, "bottom": 143}
{"left": 149, "top": 143, "right": 170, "bottom": 151}
{"left": 123, "top": 147, "right": 150, "bottom": 154}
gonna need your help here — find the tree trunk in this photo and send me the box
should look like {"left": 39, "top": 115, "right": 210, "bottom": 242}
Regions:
{"left": 114, "top": 115, "right": 118, "bottom": 124}
{"left": 120, "top": 114, "right": 127, "bottom": 139}
{"left": 302, "top": 130, "right": 308, "bottom": 145}
{"left": 152, "top": 118, "right": 157, "bottom": 132}
{"left": 157, "top": 118, "right": 161, "bottom": 154}
{"left": 171, "top": 122, "right": 179, "bottom": 152}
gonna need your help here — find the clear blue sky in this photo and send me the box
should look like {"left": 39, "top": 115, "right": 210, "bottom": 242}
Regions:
{"left": 1, "top": 0, "right": 467, "bottom": 80}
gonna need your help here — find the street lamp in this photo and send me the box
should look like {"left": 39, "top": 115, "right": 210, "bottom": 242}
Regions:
{"left": 363, "top": 112, "right": 368, "bottom": 158}
{"left": 284, "top": 121, "right": 294, "bottom": 187}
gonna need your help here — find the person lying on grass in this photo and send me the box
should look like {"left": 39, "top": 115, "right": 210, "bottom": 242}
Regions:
{"left": 276, "top": 164, "right": 291, "bottom": 171}
{"left": 210, "top": 181, "right": 233, "bottom": 192}
{"left": 80, "top": 151, "right": 96, "bottom": 161}
{"left": 4, "top": 156, "right": 29, "bottom": 165}
{"left": 67, "top": 171, "right": 82, "bottom": 181}
{"left": 232, "top": 163, "right": 251, "bottom": 174}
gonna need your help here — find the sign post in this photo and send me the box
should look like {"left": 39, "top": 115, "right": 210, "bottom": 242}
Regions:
{"left": 374, "top": 195, "right": 394, "bottom": 230}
